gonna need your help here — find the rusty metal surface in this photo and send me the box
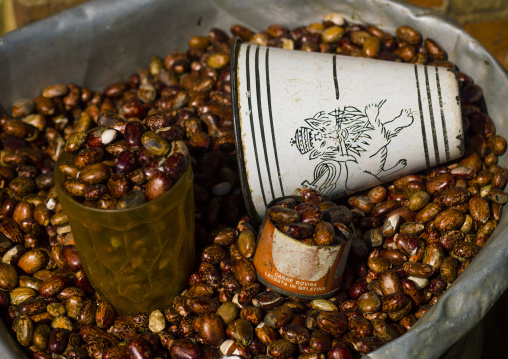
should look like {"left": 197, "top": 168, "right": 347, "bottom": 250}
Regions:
{"left": 0, "top": 0, "right": 507, "bottom": 358}
{"left": 253, "top": 213, "right": 352, "bottom": 299}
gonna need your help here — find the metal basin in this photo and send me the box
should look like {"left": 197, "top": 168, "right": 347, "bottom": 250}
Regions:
{"left": 0, "top": 1, "right": 507, "bottom": 358}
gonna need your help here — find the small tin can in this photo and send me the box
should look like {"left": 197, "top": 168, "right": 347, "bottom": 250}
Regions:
{"left": 231, "top": 37, "right": 464, "bottom": 222}
{"left": 252, "top": 197, "right": 353, "bottom": 299}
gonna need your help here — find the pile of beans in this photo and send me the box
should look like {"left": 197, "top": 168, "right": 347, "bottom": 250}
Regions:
{"left": 267, "top": 188, "right": 353, "bottom": 246}
{"left": 60, "top": 112, "right": 190, "bottom": 209}
{"left": 0, "top": 11, "right": 507, "bottom": 359}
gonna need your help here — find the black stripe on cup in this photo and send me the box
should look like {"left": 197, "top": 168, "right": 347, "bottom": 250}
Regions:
{"left": 231, "top": 37, "right": 261, "bottom": 222}
{"left": 424, "top": 65, "right": 440, "bottom": 165}
{"left": 435, "top": 67, "right": 450, "bottom": 162}
{"left": 254, "top": 45, "right": 276, "bottom": 202}
{"left": 333, "top": 55, "right": 340, "bottom": 100}
{"left": 265, "top": 48, "right": 285, "bottom": 197}
{"left": 414, "top": 65, "right": 431, "bottom": 168}
{"left": 245, "top": 44, "right": 268, "bottom": 208}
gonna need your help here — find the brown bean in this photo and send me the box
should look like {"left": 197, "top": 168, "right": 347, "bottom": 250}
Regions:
{"left": 388, "top": 300, "right": 412, "bottom": 322}
{"left": 440, "top": 257, "right": 459, "bottom": 283}
{"left": 106, "top": 173, "right": 130, "bottom": 198}
{"left": 63, "top": 179, "right": 87, "bottom": 197}
{"left": 434, "top": 208, "right": 465, "bottom": 232}
{"left": 96, "top": 301, "right": 116, "bottom": 328}
{"left": 79, "top": 163, "right": 111, "bottom": 185}
{"left": 65, "top": 132, "right": 88, "bottom": 154}
{"left": 324, "top": 206, "right": 353, "bottom": 225}
{"left": 415, "top": 304, "right": 432, "bottom": 320}
{"left": 407, "top": 190, "right": 429, "bottom": 211}
{"left": 0, "top": 262, "right": 18, "bottom": 290}
{"left": 437, "top": 187, "right": 471, "bottom": 207}
{"left": 79, "top": 299, "right": 97, "bottom": 326}
{"left": 492, "top": 168, "right": 508, "bottom": 188}
{"left": 363, "top": 36, "right": 381, "bottom": 57}
{"left": 269, "top": 206, "right": 300, "bottom": 225}
{"left": 13, "top": 314, "right": 34, "bottom": 347}
{"left": 378, "top": 270, "right": 402, "bottom": 296}
{"left": 145, "top": 173, "right": 173, "bottom": 201}
{"left": 240, "top": 305, "right": 263, "bottom": 325}
{"left": 400, "top": 314, "right": 417, "bottom": 331}
{"left": 371, "top": 200, "right": 400, "bottom": 218}
{"left": 452, "top": 242, "right": 480, "bottom": 261}
{"left": 313, "top": 221, "right": 335, "bottom": 246}
{"left": 265, "top": 305, "right": 293, "bottom": 329}
{"left": 396, "top": 25, "right": 421, "bottom": 45}
{"left": 381, "top": 292, "right": 408, "bottom": 312}
{"left": 82, "top": 183, "right": 107, "bottom": 203}
{"left": 415, "top": 202, "right": 443, "bottom": 223}
{"left": 74, "top": 148, "right": 105, "bottom": 169}
{"left": 170, "top": 338, "right": 200, "bottom": 359}
{"left": 439, "top": 230, "right": 464, "bottom": 251}
{"left": 187, "top": 296, "right": 220, "bottom": 315}
{"left": 357, "top": 292, "right": 381, "bottom": 314}
{"left": 308, "top": 329, "right": 332, "bottom": 353}
{"left": 300, "top": 206, "right": 322, "bottom": 225}
{"left": 47, "top": 327, "right": 70, "bottom": 354}
{"left": 347, "top": 315, "right": 372, "bottom": 338}
{"left": 281, "top": 222, "right": 314, "bottom": 239}
{"left": 316, "top": 311, "right": 348, "bottom": 337}
{"left": 9, "top": 176, "right": 36, "bottom": 197}
{"left": 348, "top": 196, "right": 374, "bottom": 213}
{"left": 274, "top": 198, "right": 297, "bottom": 209}
{"left": 371, "top": 317, "right": 399, "bottom": 342}
{"left": 99, "top": 193, "right": 119, "bottom": 209}
{"left": 226, "top": 318, "right": 253, "bottom": 346}
{"left": 215, "top": 302, "right": 240, "bottom": 326}
{"left": 235, "top": 259, "right": 256, "bottom": 287}
{"left": 255, "top": 323, "right": 279, "bottom": 345}
{"left": 426, "top": 174, "right": 455, "bottom": 195}
{"left": 193, "top": 313, "right": 225, "bottom": 347}
{"left": 394, "top": 44, "right": 416, "bottom": 62}
{"left": 424, "top": 38, "right": 446, "bottom": 60}
{"left": 253, "top": 291, "right": 284, "bottom": 310}
{"left": 40, "top": 275, "right": 69, "bottom": 297}
{"left": 487, "top": 135, "right": 506, "bottom": 155}
{"left": 113, "top": 150, "right": 138, "bottom": 174}
{"left": 469, "top": 195, "right": 490, "bottom": 224}
{"left": 237, "top": 229, "right": 256, "bottom": 258}
{"left": 212, "top": 227, "right": 237, "bottom": 246}
{"left": 17, "top": 249, "right": 47, "bottom": 274}
{"left": 231, "top": 24, "right": 254, "bottom": 41}
{"left": 423, "top": 242, "right": 445, "bottom": 271}
{"left": 267, "top": 339, "right": 297, "bottom": 359}
{"left": 486, "top": 189, "right": 508, "bottom": 205}
{"left": 367, "top": 257, "right": 390, "bottom": 273}
{"left": 380, "top": 250, "right": 407, "bottom": 266}
{"left": 280, "top": 323, "right": 310, "bottom": 344}
{"left": 403, "top": 262, "right": 434, "bottom": 278}
{"left": 394, "top": 233, "right": 421, "bottom": 256}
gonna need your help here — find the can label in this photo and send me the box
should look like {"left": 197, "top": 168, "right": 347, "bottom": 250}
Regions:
{"left": 253, "top": 217, "right": 352, "bottom": 299}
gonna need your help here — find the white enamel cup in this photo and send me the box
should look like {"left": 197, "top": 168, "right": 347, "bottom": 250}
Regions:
{"left": 231, "top": 37, "right": 464, "bottom": 221}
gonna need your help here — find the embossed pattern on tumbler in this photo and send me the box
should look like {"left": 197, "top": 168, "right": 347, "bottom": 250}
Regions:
{"left": 55, "top": 153, "right": 195, "bottom": 315}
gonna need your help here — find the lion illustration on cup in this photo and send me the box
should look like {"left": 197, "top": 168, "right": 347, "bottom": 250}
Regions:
{"left": 290, "top": 100, "right": 414, "bottom": 198}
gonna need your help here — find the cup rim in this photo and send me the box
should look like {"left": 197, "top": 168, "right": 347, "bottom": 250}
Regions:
{"left": 54, "top": 150, "right": 192, "bottom": 214}
{"left": 230, "top": 36, "right": 262, "bottom": 224}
